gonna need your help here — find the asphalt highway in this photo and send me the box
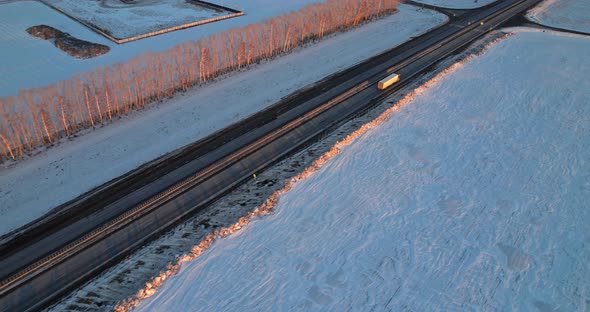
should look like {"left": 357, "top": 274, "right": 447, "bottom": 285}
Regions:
{"left": 0, "top": 0, "right": 542, "bottom": 310}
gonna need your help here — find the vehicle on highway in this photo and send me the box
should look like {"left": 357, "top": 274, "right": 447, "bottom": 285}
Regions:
{"left": 378, "top": 72, "right": 400, "bottom": 90}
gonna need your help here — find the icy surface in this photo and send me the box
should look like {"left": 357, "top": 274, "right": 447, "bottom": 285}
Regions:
{"left": 412, "top": 0, "right": 497, "bottom": 9}
{"left": 0, "top": 5, "right": 447, "bottom": 235}
{"left": 44, "top": 0, "right": 236, "bottom": 40}
{"left": 136, "top": 29, "right": 590, "bottom": 311}
{"left": 0, "top": 0, "right": 320, "bottom": 97}
{"left": 526, "top": 0, "right": 590, "bottom": 34}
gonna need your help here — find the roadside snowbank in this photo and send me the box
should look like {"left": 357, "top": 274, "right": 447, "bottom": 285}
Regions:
{"left": 526, "top": 0, "right": 590, "bottom": 34}
{"left": 412, "top": 0, "right": 497, "bottom": 9}
{"left": 135, "top": 28, "right": 590, "bottom": 312}
{"left": 0, "top": 4, "right": 447, "bottom": 236}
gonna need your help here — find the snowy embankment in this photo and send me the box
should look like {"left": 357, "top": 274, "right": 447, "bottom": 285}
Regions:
{"left": 0, "top": 5, "right": 447, "bottom": 236}
{"left": 0, "top": 0, "right": 321, "bottom": 97}
{"left": 526, "top": 0, "right": 590, "bottom": 34}
{"left": 135, "top": 28, "right": 590, "bottom": 312}
{"left": 412, "top": 0, "right": 497, "bottom": 9}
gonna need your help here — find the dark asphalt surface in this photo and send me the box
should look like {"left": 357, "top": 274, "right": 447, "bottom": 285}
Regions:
{"left": 0, "top": 0, "right": 542, "bottom": 311}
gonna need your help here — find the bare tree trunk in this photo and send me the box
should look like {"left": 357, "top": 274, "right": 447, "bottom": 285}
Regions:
{"left": 0, "top": 133, "right": 15, "bottom": 160}
{"left": 84, "top": 86, "right": 95, "bottom": 127}
{"left": 40, "top": 110, "right": 53, "bottom": 144}
{"left": 59, "top": 97, "right": 70, "bottom": 136}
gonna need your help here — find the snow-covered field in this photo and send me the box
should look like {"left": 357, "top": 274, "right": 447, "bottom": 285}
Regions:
{"left": 413, "top": 0, "right": 497, "bottom": 9}
{"left": 526, "top": 0, "right": 590, "bottom": 34}
{"left": 43, "top": 0, "right": 239, "bottom": 41}
{"left": 0, "top": 0, "right": 322, "bottom": 97}
{"left": 136, "top": 28, "right": 590, "bottom": 311}
{"left": 0, "top": 4, "right": 447, "bottom": 236}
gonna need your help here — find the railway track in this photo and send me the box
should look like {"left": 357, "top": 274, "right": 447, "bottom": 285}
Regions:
{"left": 0, "top": 0, "right": 542, "bottom": 310}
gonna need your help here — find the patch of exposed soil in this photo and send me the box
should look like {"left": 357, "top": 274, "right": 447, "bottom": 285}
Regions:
{"left": 26, "top": 24, "right": 62, "bottom": 39}
{"left": 26, "top": 25, "right": 110, "bottom": 59}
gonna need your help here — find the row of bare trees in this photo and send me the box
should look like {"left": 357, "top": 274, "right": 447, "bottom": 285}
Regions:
{"left": 0, "top": 0, "right": 401, "bottom": 161}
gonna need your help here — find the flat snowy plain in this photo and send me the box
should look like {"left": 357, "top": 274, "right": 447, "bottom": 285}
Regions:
{"left": 43, "top": 0, "right": 238, "bottom": 40}
{"left": 0, "top": 0, "right": 323, "bottom": 96}
{"left": 0, "top": 5, "right": 447, "bottom": 236}
{"left": 413, "top": 0, "right": 497, "bottom": 9}
{"left": 526, "top": 0, "right": 590, "bottom": 34}
{"left": 136, "top": 29, "right": 590, "bottom": 311}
